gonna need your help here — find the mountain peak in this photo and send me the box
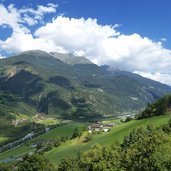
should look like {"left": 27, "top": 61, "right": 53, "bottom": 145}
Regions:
{"left": 100, "top": 65, "right": 120, "bottom": 72}
{"left": 50, "top": 52, "right": 93, "bottom": 65}
{"left": 17, "top": 50, "right": 51, "bottom": 57}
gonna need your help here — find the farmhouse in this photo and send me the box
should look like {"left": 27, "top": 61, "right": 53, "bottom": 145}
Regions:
{"left": 88, "top": 122, "right": 116, "bottom": 133}
{"left": 88, "top": 123, "right": 103, "bottom": 133}
{"left": 11, "top": 118, "right": 28, "bottom": 126}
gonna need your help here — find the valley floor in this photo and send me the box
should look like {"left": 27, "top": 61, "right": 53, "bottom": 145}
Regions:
{"left": 0, "top": 114, "right": 170, "bottom": 164}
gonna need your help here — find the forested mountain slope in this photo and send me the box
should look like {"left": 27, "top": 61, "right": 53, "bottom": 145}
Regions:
{"left": 0, "top": 50, "right": 171, "bottom": 122}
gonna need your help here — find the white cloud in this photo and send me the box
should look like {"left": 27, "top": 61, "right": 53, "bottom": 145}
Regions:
{"left": 0, "top": 4, "right": 25, "bottom": 33}
{"left": 101, "top": 34, "right": 171, "bottom": 72}
{"left": 0, "top": 3, "right": 58, "bottom": 31}
{"left": 0, "top": 31, "right": 66, "bottom": 53}
{"left": 134, "top": 71, "right": 171, "bottom": 85}
{"left": 0, "top": 55, "right": 5, "bottom": 59}
{"left": 1, "top": 4, "right": 171, "bottom": 85}
{"left": 36, "top": 3, "right": 58, "bottom": 14}
{"left": 19, "top": 3, "right": 58, "bottom": 25}
{"left": 35, "top": 16, "right": 120, "bottom": 57}
{"left": 161, "top": 38, "right": 167, "bottom": 42}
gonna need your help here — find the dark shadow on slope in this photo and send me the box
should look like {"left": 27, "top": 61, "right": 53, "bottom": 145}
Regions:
{"left": 0, "top": 70, "right": 44, "bottom": 97}
{"left": 12, "top": 61, "right": 31, "bottom": 66}
{"left": 49, "top": 76, "right": 74, "bottom": 90}
{"left": 38, "top": 91, "right": 70, "bottom": 114}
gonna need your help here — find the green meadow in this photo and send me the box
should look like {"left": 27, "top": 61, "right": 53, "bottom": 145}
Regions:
{"left": 0, "top": 114, "right": 170, "bottom": 163}
{"left": 0, "top": 137, "right": 8, "bottom": 143}
{"left": 45, "top": 114, "right": 171, "bottom": 163}
{"left": 0, "top": 123, "right": 86, "bottom": 161}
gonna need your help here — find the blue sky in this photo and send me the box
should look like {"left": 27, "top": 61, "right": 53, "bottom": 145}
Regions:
{"left": 59, "top": 0, "right": 171, "bottom": 48}
{"left": 0, "top": 0, "right": 171, "bottom": 85}
{"left": 1, "top": 0, "right": 171, "bottom": 47}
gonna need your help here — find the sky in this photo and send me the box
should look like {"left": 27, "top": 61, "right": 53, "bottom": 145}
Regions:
{"left": 0, "top": 0, "right": 171, "bottom": 85}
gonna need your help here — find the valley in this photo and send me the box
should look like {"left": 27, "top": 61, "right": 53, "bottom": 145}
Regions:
{"left": 1, "top": 0, "right": 171, "bottom": 170}
{"left": 0, "top": 113, "right": 170, "bottom": 164}
{"left": 0, "top": 51, "right": 171, "bottom": 170}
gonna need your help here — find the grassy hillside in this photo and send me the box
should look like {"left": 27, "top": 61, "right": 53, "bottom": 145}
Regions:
{"left": 44, "top": 115, "right": 171, "bottom": 163}
{"left": 0, "top": 123, "right": 86, "bottom": 161}
{"left": 0, "top": 114, "right": 170, "bottom": 162}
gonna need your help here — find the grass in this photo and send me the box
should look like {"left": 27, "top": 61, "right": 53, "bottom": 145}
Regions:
{"left": 30, "top": 123, "right": 87, "bottom": 143}
{"left": 102, "top": 118, "right": 121, "bottom": 124}
{"left": 15, "top": 113, "right": 30, "bottom": 120}
{"left": 0, "top": 123, "right": 87, "bottom": 161}
{"left": 45, "top": 114, "right": 171, "bottom": 163}
{"left": 0, "top": 137, "right": 8, "bottom": 143}
{"left": 0, "top": 145, "right": 34, "bottom": 161}
{"left": 36, "top": 118, "right": 59, "bottom": 125}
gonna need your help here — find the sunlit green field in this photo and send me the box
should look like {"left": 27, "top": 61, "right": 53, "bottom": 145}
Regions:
{"left": 0, "top": 137, "right": 8, "bottom": 143}
{"left": 36, "top": 118, "right": 59, "bottom": 125}
{"left": 0, "top": 123, "right": 86, "bottom": 161}
{"left": 0, "top": 114, "right": 170, "bottom": 163}
{"left": 45, "top": 115, "right": 171, "bottom": 163}
{"left": 31, "top": 123, "right": 87, "bottom": 143}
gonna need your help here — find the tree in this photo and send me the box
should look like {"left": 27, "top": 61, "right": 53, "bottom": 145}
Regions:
{"left": 57, "top": 159, "right": 78, "bottom": 171}
{"left": 72, "top": 128, "right": 80, "bottom": 139}
{"left": 45, "top": 143, "right": 53, "bottom": 151}
{"left": 78, "top": 143, "right": 122, "bottom": 171}
{"left": 83, "top": 133, "right": 92, "bottom": 142}
{"left": 54, "top": 138, "right": 61, "bottom": 147}
{"left": 0, "top": 163, "right": 15, "bottom": 171}
{"left": 18, "top": 154, "right": 56, "bottom": 171}
{"left": 122, "top": 126, "right": 171, "bottom": 171}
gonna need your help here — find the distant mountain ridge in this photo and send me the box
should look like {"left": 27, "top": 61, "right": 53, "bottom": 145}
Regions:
{"left": 0, "top": 50, "right": 171, "bottom": 122}
{"left": 101, "top": 64, "right": 171, "bottom": 94}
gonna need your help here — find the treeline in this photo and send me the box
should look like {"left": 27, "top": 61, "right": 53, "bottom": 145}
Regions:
{"left": 1, "top": 120, "right": 171, "bottom": 171}
{"left": 137, "top": 95, "right": 171, "bottom": 119}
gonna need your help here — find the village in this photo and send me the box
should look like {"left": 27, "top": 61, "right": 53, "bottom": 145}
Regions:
{"left": 87, "top": 113, "right": 136, "bottom": 133}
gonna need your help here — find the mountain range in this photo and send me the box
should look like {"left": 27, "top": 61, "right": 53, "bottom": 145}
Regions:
{"left": 0, "top": 50, "right": 171, "bottom": 121}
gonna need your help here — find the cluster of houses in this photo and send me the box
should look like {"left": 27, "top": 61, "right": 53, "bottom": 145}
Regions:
{"left": 32, "top": 114, "right": 48, "bottom": 122}
{"left": 88, "top": 122, "right": 117, "bottom": 133}
{"left": 11, "top": 114, "right": 48, "bottom": 126}
{"left": 11, "top": 118, "right": 28, "bottom": 126}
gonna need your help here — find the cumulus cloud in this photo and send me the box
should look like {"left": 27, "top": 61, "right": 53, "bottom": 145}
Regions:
{"left": 0, "top": 31, "right": 66, "bottom": 53}
{"left": 35, "top": 16, "right": 120, "bottom": 57}
{"left": 1, "top": 3, "right": 171, "bottom": 85}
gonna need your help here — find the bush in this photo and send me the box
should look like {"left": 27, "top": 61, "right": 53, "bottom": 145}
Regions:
{"left": 83, "top": 133, "right": 92, "bottom": 143}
